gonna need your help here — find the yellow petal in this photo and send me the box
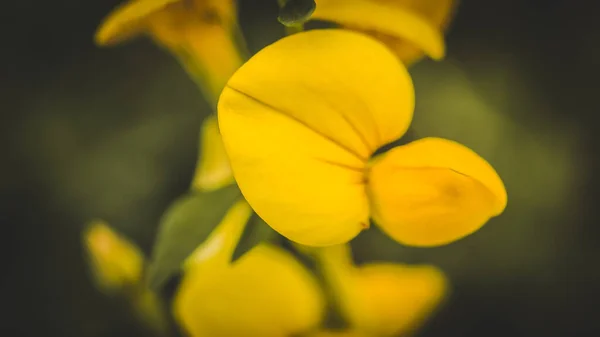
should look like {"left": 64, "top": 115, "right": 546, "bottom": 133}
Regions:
{"left": 348, "top": 264, "right": 447, "bottom": 336}
{"left": 95, "top": 0, "right": 179, "bottom": 45}
{"left": 191, "top": 115, "right": 234, "bottom": 191}
{"left": 218, "top": 29, "right": 414, "bottom": 246}
{"left": 315, "top": 245, "right": 446, "bottom": 336}
{"left": 174, "top": 244, "right": 325, "bottom": 337}
{"left": 367, "top": 137, "right": 507, "bottom": 246}
{"left": 312, "top": 0, "right": 454, "bottom": 63}
{"left": 83, "top": 220, "right": 145, "bottom": 290}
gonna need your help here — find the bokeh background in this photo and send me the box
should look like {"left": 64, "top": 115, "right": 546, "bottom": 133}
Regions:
{"left": 4, "top": 0, "right": 600, "bottom": 336}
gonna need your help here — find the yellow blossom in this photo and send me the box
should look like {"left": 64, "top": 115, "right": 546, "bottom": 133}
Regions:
{"left": 83, "top": 220, "right": 144, "bottom": 290}
{"left": 310, "top": 0, "right": 457, "bottom": 64}
{"left": 315, "top": 244, "right": 447, "bottom": 337}
{"left": 82, "top": 221, "right": 169, "bottom": 334}
{"left": 191, "top": 115, "right": 234, "bottom": 191}
{"left": 174, "top": 200, "right": 325, "bottom": 337}
{"left": 95, "top": 0, "right": 244, "bottom": 104}
{"left": 217, "top": 29, "right": 506, "bottom": 247}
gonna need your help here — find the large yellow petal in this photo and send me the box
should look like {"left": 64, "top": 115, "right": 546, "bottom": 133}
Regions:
{"left": 218, "top": 29, "right": 414, "bottom": 246}
{"left": 312, "top": 0, "right": 456, "bottom": 63}
{"left": 348, "top": 264, "right": 447, "bottom": 336}
{"left": 367, "top": 137, "right": 507, "bottom": 246}
{"left": 174, "top": 244, "right": 325, "bottom": 337}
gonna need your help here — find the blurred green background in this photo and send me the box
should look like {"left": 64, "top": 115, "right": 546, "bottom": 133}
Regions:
{"left": 4, "top": 0, "right": 599, "bottom": 336}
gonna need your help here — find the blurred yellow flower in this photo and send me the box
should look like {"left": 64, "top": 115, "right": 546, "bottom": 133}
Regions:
{"left": 174, "top": 200, "right": 325, "bottom": 337}
{"left": 311, "top": 0, "right": 457, "bottom": 64}
{"left": 83, "top": 221, "right": 168, "bottom": 334}
{"left": 315, "top": 244, "right": 447, "bottom": 337}
{"left": 95, "top": 0, "right": 244, "bottom": 104}
{"left": 218, "top": 29, "right": 506, "bottom": 247}
{"left": 83, "top": 220, "right": 144, "bottom": 290}
{"left": 191, "top": 115, "right": 234, "bottom": 191}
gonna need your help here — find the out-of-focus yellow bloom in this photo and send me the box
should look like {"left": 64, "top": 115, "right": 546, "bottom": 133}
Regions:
{"left": 174, "top": 200, "right": 325, "bottom": 337}
{"left": 191, "top": 115, "right": 234, "bottom": 191}
{"left": 95, "top": 0, "right": 243, "bottom": 104}
{"left": 311, "top": 0, "right": 457, "bottom": 64}
{"left": 315, "top": 244, "right": 447, "bottom": 337}
{"left": 83, "top": 220, "right": 144, "bottom": 290}
{"left": 83, "top": 221, "right": 169, "bottom": 334}
{"left": 218, "top": 29, "right": 506, "bottom": 247}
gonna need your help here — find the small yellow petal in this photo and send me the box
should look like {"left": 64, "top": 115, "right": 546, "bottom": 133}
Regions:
{"left": 348, "top": 264, "right": 447, "bottom": 336}
{"left": 312, "top": 0, "right": 453, "bottom": 62}
{"left": 367, "top": 137, "right": 507, "bottom": 246}
{"left": 218, "top": 29, "right": 414, "bottom": 246}
{"left": 95, "top": 0, "right": 179, "bottom": 45}
{"left": 83, "top": 220, "right": 145, "bottom": 290}
{"left": 174, "top": 244, "right": 325, "bottom": 337}
{"left": 191, "top": 115, "right": 234, "bottom": 191}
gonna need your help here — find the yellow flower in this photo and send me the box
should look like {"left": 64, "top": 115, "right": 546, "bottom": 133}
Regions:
{"left": 315, "top": 244, "right": 447, "bottom": 337}
{"left": 217, "top": 29, "right": 506, "bottom": 247}
{"left": 174, "top": 200, "right": 325, "bottom": 337}
{"left": 95, "top": 0, "right": 244, "bottom": 104}
{"left": 310, "top": 0, "right": 457, "bottom": 64}
{"left": 83, "top": 220, "right": 144, "bottom": 290}
{"left": 82, "top": 221, "right": 169, "bottom": 334}
{"left": 191, "top": 115, "right": 234, "bottom": 191}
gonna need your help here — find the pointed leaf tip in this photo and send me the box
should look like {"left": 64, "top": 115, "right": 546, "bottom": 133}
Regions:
{"left": 147, "top": 184, "right": 241, "bottom": 290}
{"left": 230, "top": 214, "right": 279, "bottom": 262}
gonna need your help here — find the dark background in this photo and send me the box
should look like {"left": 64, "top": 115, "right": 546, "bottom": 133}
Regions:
{"left": 4, "top": 0, "right": 600, "bottom": 336}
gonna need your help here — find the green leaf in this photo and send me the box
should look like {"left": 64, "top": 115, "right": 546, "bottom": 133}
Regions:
{"left": 147, "top": 184, "right": 241, "bottom": 290}
{"left": 278, "top": 0, "right": 316, "bottom": 27}
{"left": 230, "top": 214, "right": 278, "bottom": 262}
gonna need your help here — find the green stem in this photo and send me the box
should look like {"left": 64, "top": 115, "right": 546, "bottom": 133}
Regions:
{"left": 285, "top": 24, "right": 305, "bottom": 35}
